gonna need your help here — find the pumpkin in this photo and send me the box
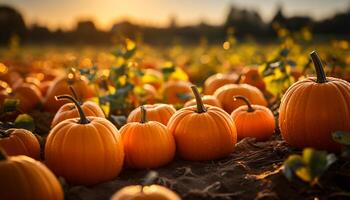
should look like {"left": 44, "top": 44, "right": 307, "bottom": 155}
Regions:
{"left": 44, "top": 75, "right": 95, "bottom": 113}
{"left": 127, "top": 104, "right": 176, "bottom": 126}
{"left": 142, "top": 84, "right": 158, "bottom": 104}
{"left": 51, "top": 86, "right": 105, "bottom": 128}
{"left": 184, "top": 95, "right": 222, "bottom": 108}
{"left": 0, "top": 129, "right": 40, "bottom": 159}
{"left": 231, "top": 96, "right": 275, "bottom": 141}
{"left": 45, "top": 95, "right": 124, "bottom": 185}
{"left": 13, "top": 83, "right": 43, "bottom": 112}
{"left": 0, "top": 69, "right": 23, "bottom": 89}
{"left": 279, "top": 51, "right": 350, "bottom": 152}
{"left": 214, "top": 83, "right": 267, "bottom": 114}
{"left": 168, "top": 86, "right": 237, "bottom": 161}
{"left": 204, "top": 73, "right": 238, "bottom": 95}
{"left": 121, "top": 106, "right": 175, "bottom": 169}
{"left": 111, "top": 184, "right": 181, "bottom": 200}
{"left": 241, "top": 67, "right": 266, "bottom": 91}
{"left": 0, "top": 150, "right": 64, "bottom": 200}
{"left": 163, "top": 80, "right": 192, "bottom": 105}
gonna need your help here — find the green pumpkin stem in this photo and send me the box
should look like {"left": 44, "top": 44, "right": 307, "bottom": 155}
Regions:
{"left": 190, "top": 85, "right": 206, "bottom": 113}
{"left": 69, "top": 86, "right": 80, "bottom": 103}
{"left": 55, "top": 95, "right": 90, "bottom": 124}
{"left": 234, "top": 96, "right": 255, "bottom": 112}
{"left": 0, "top": 148, "right": 8, "bottom": 161}
{"left": 140, "top": 106, "right": 147, "bottom": 124}
{"left": 310, "top": 51, "right": 327, "bottom": 83}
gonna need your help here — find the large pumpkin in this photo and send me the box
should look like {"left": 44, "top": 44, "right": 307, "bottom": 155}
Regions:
{"left": 0, "top": 129, "right": 40, "bottom": 159}
{"left": 111, "top": 184, "right": 181, "bottom": 200}
{"left": 231, "top": 96, "right": 275, "bottom": 141}
{"left": 121, "top": 106, "right": 175, "bottom": 169}
{"left": 214, "top": 83, "right": 267, "bottom": 113}
{"left": 0, "top": 150, "right": 64, "bottom": 200}
{"left": 51, "top": 87, "right": 105, "bottom": 128}
{"left": 168, "top": 86, "right": 237, "bottom": 161}
{"left": 45, "top": 95, "right": 124, "bottom": 185}
{"left": 127, "top": 104, "right": 176, "bottom": 126}
{"left": 279, "top": 51, "right": 350, "bottom": 152}
{"left": 44, "top": 75, "right": 95, "bottom": 113}
{"left": 184, "top": 95, "right": 222, "bottom": 108}
{"left": 163, "top": 80, "right": 192, "bottom": 105}
{"left": 204, "top": 73, "right": 237, "bottom": 95}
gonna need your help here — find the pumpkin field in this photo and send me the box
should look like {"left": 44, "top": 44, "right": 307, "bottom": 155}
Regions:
{"left": 1, "top": 1, "right": 350, "bottom": 199}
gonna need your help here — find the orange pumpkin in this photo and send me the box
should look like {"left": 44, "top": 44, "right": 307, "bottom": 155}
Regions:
{"left": 0, "top": 129, "right": 40, "bottom": 159}
{"left": 45, "top": 95, "right": 124, "bottom": 185}
{"left": 163, "top": 80, "right": 192, "bottom": 105}
{"left": 231, "top": 96, "right": 275, "bottom": 141}
{"left": 241, "top": 67, "right": 266, "bottom": 91}
{"left": 111, "top": 184, "right": 181, "bottom": 200}
{"left": 204, "top": 73, "right": 237, "bottom": 95}
{"left": 121, "top": 106, "right": 175, "bottom": 169}
{"left": 0, "top": 69, "right": 23, "bottom": 89}
{"left": 0, "top": 150, "right": 64, "bottom": 200}
{"left": 44, "top": 75, "right": 95, "bottom": 113}
{"left": 13, "top": 83, "right": 43, "bottom": 112}
{"left": 279, "top": 51, "right": 350, "bottom": 152}
{"left": 142, "top": 84, "right": 158, "bottom": 104}
{"left": 51, "top": 86, "right": 105, "bottom": 128}
{"left": 214, "top": 83, "right": 267, "bottom": 113}
{"left": 127, "top": 104, "right": 176, "bottom": 126}
{"left": 184, "top": 95, "right": 222, "bottom": 108}
{"left": 168, "top": 86, "right": 237, "bottom": 161}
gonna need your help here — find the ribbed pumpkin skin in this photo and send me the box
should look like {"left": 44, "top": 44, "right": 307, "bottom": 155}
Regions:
{"left": 184, "top": 95, "right": 222, "bottom": 108}
{"left": 242, "top": 68, "right": 266, "bottom": 91}
{"left": 127, "top": 104, "right": 176, "bottom": 126}
{"left": 163, "top": 81, "right": 192, "bottom": 105}
{"left": 51, "top": 101, "right": 105, "bottom": 128}
{"left": 14, "top": 83, "right": 43, "bottom": 112}
{"left": 204, "top": 73, "right": 237, "bottom": 95}
{"left": 168, "top": 106, "right": 237, "bottom": 161}
{"left": 214, "top": 84, "right": 267, "bottom": 113}
{"left": 0, "top": 129, "right": 40, "bottom": 159}
{"left": 45, "top": 117, "right": 124, "bottom": 185}
{"left": 120, "top": 121, "right": 175, "bottom": 169}
{"left": 44, "top": 76, "right": 94, "bottom": 113}
{"left": 111, "top": 185, "right": 181, "bottom": 200}
{"left": 231, "top": 105, "right": 275, "bottom": 141}
{"left": 279, "top": 77, "right": 350, "bottom": 152}
{"left": 0, "top": 155, "right": 64, "bottom": 200}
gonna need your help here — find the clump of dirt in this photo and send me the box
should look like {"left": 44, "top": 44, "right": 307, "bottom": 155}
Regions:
{"left": 63, "top": 136, "right": 350, "bottom": 200}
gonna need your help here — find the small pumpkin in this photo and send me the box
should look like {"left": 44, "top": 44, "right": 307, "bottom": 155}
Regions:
{"left": 184, "top": 95, "right": 222, "bottom": 108}
{"left": 13, "top": 83, "right": 43, "bottom": 112}
{"left": 0, "top": 150, "right": 64, "bottom": 200}
{"left": 127, "top": 104, "right": 176, "bottom": 126}
{"left": 279, "top": 51, "right": 350, "bottom": 152}
{"left": 214, "top": 83, "right": 267, "bottom": 114}
{"left": 231, "top": 96, "right": 275, "bottom": 141}
{"left": 121, "top": 106, "right": 175, "bottom": 169}
{"left": 204, "top": 73, "right": 238, "bottom": 95}
{"left": 44, "top": 75, "right": 95, "bottom": 113}
{"left": 168, "top": 86, "right": 237, "bottom": 161}
{"left": 163, "top": 80, "right": 192, "bottom": 105}
{"left": 0, "top": 69, "right": 23, "bottom": 89}
{"left": 0, "top": 129, "right": 40, "bottom": 159}
{"left": 45, "top": 95, "right": 124, "bottom": 185}
{"left": 241, "top": 67, "right": 266, "bottom": 91}
{"left": 51, "top": 86, "right": 105, "bottom": 128}
{"left": 111, "top": 184, "right": 181, "bottom": 200}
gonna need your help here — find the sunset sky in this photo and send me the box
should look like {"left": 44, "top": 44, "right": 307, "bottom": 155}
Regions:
{"left": 2, "top": 0, "right": 350, "bottom": 30}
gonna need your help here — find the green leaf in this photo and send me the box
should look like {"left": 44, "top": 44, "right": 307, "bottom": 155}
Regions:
{"left": 2, "top": 98, "right": 19, "bottom": 113}
{"left": 332, "top": 131, "right": 350, "bottom": 145}
{"left": 283, "top": 154, "right": 304, "bottom": 181}
{"left": 14, "top": 114, "right": 35, "bottom": 132}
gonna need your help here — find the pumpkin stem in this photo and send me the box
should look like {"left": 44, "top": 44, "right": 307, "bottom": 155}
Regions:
{"left": 0, "top": 148, "right": 7, "bottom": 161}
{"left": 55, "top": 95, "right": 90, "bottom": 124}
{"left": 310, "top": 51, "right": 327, "bottom": 83}
{"left": 190, "top": 85, "right": 206, "bottom": 113}
{"left": 140, "top": 106, "right": 147, "bottom": 124}
{"left": 69, "top": 86, "right": 80, "bottom": 103}
{"left": 235, "top": 74, "right": 242, "bottom": 84}
{"left": 233, "top": 95, "right": 255, "bottom": 112}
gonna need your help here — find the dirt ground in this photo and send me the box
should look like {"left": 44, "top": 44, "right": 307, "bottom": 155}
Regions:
{"left": 28, "top": 110, "right": 350, "bottom": 200}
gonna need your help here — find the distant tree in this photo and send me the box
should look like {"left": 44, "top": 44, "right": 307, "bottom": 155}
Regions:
{"left": 0, "top": 5, "right": 27, "bottom": 45}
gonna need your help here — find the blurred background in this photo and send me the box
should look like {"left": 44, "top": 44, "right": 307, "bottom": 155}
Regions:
{"left": 1, "top": 0, "right": 350, "bottom": 45}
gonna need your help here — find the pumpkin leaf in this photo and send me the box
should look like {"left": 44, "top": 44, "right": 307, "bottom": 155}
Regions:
{"left": 2, "top": 98, "right": 19, "bottom": 113}
{"left": 283, "top": 154, "right": 304, "bottom": 181}
{"left": 14, "top": 114, "right": 35, "bottom": 132}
